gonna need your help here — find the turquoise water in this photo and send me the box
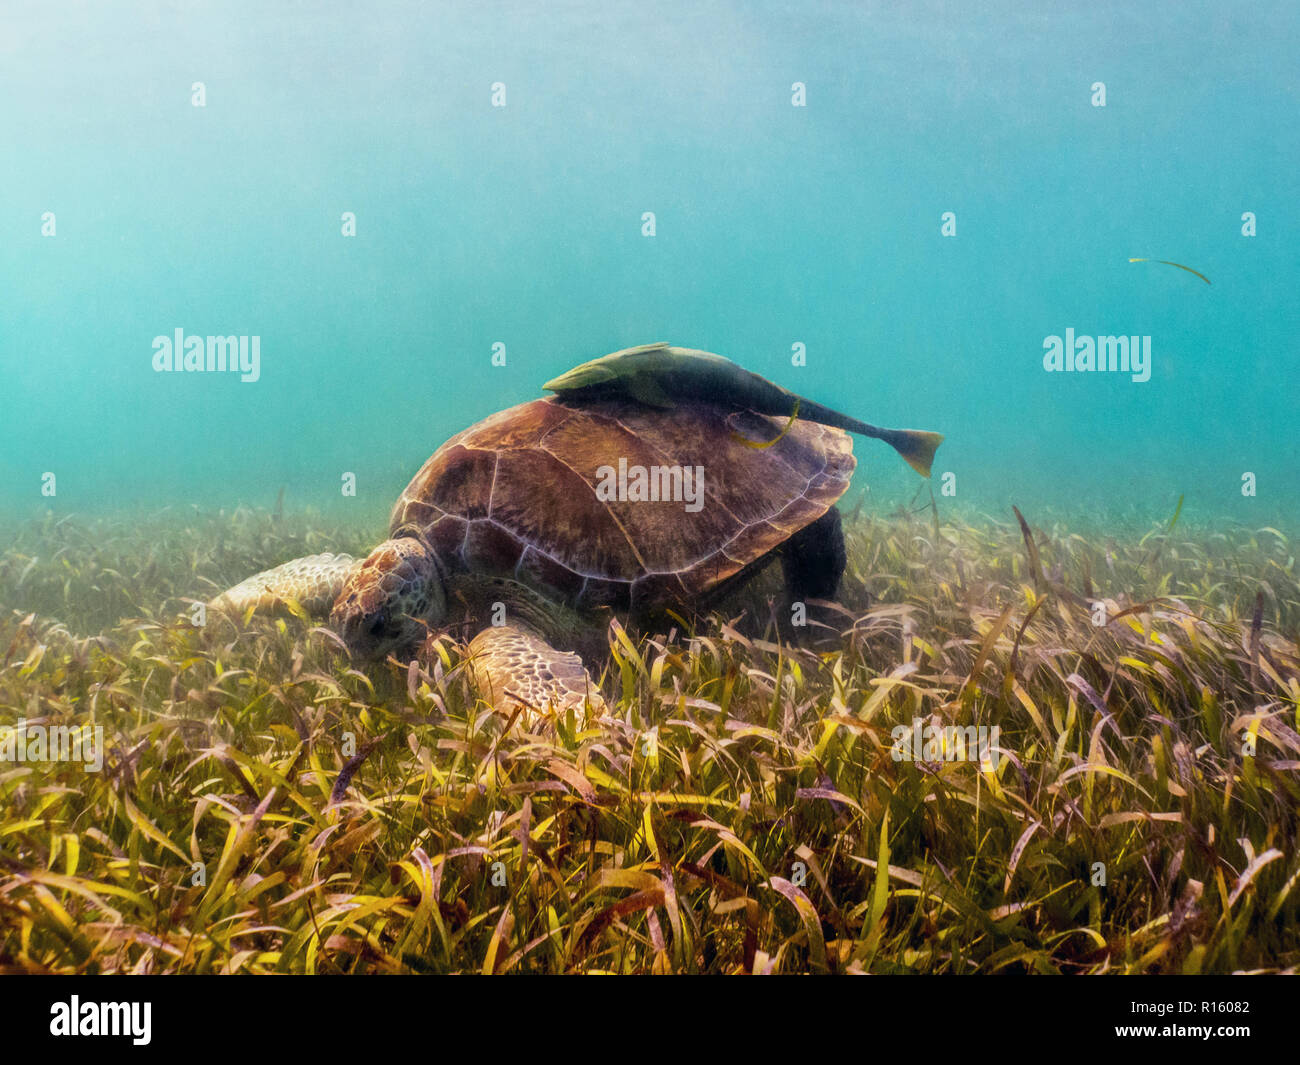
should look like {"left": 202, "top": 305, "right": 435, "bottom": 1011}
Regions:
{"left": 2, "top": 1, "right": 1297, "bottom": 530}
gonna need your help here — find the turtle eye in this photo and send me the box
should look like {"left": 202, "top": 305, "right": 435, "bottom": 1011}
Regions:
{"left": 368, "top": 614, "right": 389, "bottom": 639}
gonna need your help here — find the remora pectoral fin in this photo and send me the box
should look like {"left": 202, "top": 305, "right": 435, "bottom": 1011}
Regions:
{"left": 626, "top": 372, "right": 675, "bottom": 409}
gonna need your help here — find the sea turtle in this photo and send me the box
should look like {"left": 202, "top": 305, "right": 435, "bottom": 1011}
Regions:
{"left": 210, "top": 346, "right": 941, "bottom": 716}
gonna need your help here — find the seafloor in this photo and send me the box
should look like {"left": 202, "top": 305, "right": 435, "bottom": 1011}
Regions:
{"left": 1, "top": 506, "right": 1297, "bottom": 973}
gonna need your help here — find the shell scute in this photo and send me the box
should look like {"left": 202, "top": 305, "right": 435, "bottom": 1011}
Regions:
{"left": 390, "top": 396, "right": 854, "bottom": 606}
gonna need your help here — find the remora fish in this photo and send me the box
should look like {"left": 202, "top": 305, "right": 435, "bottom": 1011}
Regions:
{"left": 544, "top": 343, "right": 944, "bottom": 477}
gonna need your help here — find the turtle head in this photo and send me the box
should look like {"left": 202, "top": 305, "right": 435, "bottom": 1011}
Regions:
{"left": 329, "top": 536, "right": 446, "bottom": 659}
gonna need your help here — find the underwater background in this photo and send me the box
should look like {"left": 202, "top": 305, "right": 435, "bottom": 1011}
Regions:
{"left": 2, "top": 0, "right": 1296, "bottom": 537}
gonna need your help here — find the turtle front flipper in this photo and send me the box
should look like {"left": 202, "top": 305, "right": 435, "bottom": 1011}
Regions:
{"left": 466, "top": 624, "right": 606, "bottom": 720}
{"left": 209, "top": 552, "right": 358, "bottom": 618}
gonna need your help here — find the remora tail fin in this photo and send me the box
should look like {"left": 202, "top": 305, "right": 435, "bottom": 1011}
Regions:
{"left": 871, "top": 428, "right": 945, "bottom": 478}
{"left": 793, "top": 396, "right": 944, "bottom": 477}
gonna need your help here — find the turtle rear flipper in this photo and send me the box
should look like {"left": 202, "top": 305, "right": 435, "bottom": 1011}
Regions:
{"left": 466, "top": 624, "right": 605, "bottom": 720}
{"left": 210, "top": 552, "right": 358, "bottom": 618}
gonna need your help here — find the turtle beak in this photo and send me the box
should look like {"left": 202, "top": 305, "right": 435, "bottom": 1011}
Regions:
{"left": 331, "top": 599, "right": 413, "bottom": 660}
{"left": 330, "top": 597, "right": 377, "bottom": 658}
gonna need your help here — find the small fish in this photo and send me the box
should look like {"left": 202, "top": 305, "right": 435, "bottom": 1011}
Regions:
{"left": 1128, "top": 258, "right": 1211, "bottom": 285}
{"left": 544, "top": 343, "right": 944, "bottom": 477}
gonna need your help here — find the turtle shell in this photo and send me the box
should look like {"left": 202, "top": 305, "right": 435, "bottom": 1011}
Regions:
{"left": 390, "top": 397, "right": 854, "bottom": 610}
